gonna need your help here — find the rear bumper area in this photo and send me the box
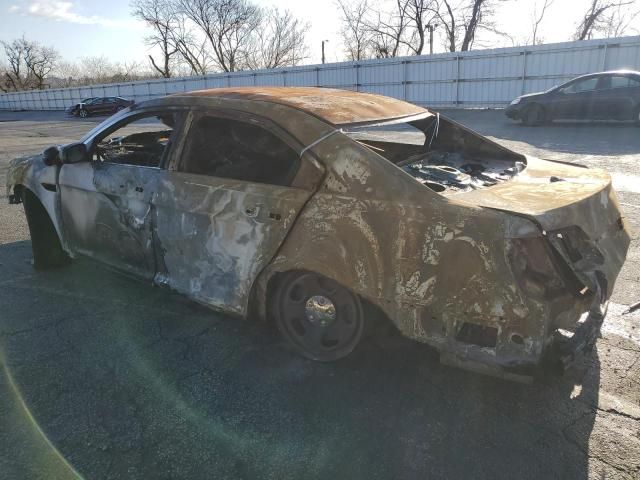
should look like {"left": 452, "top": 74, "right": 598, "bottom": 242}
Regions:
{"left": 543, "top": 304, "right": 606, "bottom": 374}
{"left": 440, "top": 304, "right": 606, "bottom": 383}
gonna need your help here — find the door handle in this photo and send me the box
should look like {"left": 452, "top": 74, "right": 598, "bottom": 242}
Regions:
{"left": 244, "top": 205, "right": 282, "bottom": 222}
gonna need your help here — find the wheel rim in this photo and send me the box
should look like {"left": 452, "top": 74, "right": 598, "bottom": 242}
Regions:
{"left": 80, "top": 110, "right": 87, "bottom": 117}
{"left": 277, "top": 273, "right": 363, "bottom": 360}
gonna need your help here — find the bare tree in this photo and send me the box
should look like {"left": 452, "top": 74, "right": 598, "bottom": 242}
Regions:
{"left": 26, "top": 45, "right": 59, "bottom": 88}
{"left": 574, "top": 0, "right": 635, "bottom": 40}
{"left": 178, "top": 0, "right": 261, "bottom": 72}
{"left": 531, "top": 0, "right": 554, "bottom": 45}
{"left": 2, "top": 38, "right": 29, "bottom": 91}
{"left": 404, "top": 0, "right": 438, "bottom": 55}
{"left": 52, "top": 61, "right": 85, "bottom": 88}
{"left": 598, "top": 1, "right": 640, "bottom": 37}
{"left": 0, "top": 62, "right": 12, "bottom": 93}
{"left": 171, "top": 16, "right": 211, "bottom": 74}
{"left": 460, "top": 0, "right": 501, "bottom": 51}
{"left": 131, "top": 0, "right": 180, "bottom": 77}
{"left": 337, "top": 0, "right": 373, "bottom": 60}
{"left": 430, "top": 0, "right": 505, "bottom": 52}
{"left": 248, "top": 8, "right": 308, "bottom": 69}
{"left": 1, "top": 37, "right": 59, "bottom": 91}
{"left": 431, "top": 0, "right": 458, "bottom": 51}
{"left": 366, "top": 0, "right": 411, "bottom": 58}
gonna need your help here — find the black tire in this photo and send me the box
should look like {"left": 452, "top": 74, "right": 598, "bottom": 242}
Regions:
{"left": 23, "top": 189, "right": 70, "bottom": 270}
{"left": 522, "top": 104, "right": 546, "bottom": 126}
{"left": 79, "top": 109, "right": 88, "bottom": 118}
{"left": 273, "top": 272, "right": 365, "bottom": 361}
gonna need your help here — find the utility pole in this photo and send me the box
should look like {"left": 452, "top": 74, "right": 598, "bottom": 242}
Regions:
{"left": 322, "top": 39, "right": 329, "bottom": 64}
{"left": 427, "top": 24, "right": 438, "bottom": 55}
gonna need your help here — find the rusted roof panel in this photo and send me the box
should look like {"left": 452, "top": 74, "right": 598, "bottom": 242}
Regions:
{"left": 176, "top": 87, "right": 427, "bottom": 125}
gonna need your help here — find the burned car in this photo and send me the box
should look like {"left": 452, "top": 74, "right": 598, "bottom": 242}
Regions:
{"left": 7, "top": 87, "right": 630, "bottom": 382}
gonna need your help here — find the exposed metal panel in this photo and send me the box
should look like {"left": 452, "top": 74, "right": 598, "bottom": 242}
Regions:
{"left": 318, "top": 65, "right": 357, "bottom": 88}
{"left": 286, "top": 69, "right": 317, "bottom": 86}
{"left": 255, "top": 72, "right": 284, "bottom": 86}
{"left": 230, "top": 74, "right": 255, "bottom": 86}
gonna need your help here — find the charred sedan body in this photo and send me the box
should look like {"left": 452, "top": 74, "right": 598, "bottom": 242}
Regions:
{"left": 66, "top": 96, "right": 134, "bottom": 118}
{"left": 7, "top": 88, "right": 630, "bottom": 382}
{"left": 506, "top": 70, "right": 640, "bottom": 126}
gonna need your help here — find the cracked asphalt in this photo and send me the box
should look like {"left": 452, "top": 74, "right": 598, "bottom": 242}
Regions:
{"left": 0, "top": 110, "right": 639, "bottom": 479}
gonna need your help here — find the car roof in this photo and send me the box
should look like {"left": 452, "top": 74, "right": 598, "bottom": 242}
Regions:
{"left": 171, "top": 87, "right": 428, "bottom": 125}
{"left": 572, "top": 70, "right": 640, "bottom": 81}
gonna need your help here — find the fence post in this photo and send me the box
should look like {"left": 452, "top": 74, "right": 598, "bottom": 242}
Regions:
{"left": 601, "top": 43, "right": 608, "bottom": 70}
{"left": 356, "top": 63, "right": 360, "bottom": 92}
{"left": 316, "top": 67, "right": 320, "bottom": 87}
{"left": 455, "top": 56, "right": 460, "bottom": 106}
{"left": 403, "top": 60, "right": 408, "bottom": 100}
{"left": 521, "top": 50, "right": 528, "bottom": 95}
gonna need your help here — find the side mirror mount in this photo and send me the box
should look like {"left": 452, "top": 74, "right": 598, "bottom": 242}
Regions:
{"left": 42, "top": 146, "right": 61, "bottom": 166}
{"left": 61, "top": 142, "right": 88, "bottom": 164}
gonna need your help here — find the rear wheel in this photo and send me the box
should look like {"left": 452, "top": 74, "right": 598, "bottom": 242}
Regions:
{"left": 273, "top": 272, "right": 364, "bottom": 361}
{"left": 79, "top": 109, "right": 88, "bottom": 118}
{"left": 522, "top": 104, "right": 546, "bottom": 126}
{"left": 23, "top": 189, "right": 70, "bottom": 270}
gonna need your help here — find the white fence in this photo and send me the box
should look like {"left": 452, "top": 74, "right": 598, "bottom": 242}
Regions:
{"left": 1, "top": 36, "right": 639, "bottom": 111}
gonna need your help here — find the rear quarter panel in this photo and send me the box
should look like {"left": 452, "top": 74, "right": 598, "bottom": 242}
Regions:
{"left": 257, "top": 133, "right": 544, "bottom": 361}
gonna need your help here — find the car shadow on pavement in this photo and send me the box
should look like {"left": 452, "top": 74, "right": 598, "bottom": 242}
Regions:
{"left": 0, "top": 240, "right": 599, "bottom": 480}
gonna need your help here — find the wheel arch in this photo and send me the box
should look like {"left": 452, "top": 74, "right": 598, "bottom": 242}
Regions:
{"left": 522, "top": 102, "right": 548, "bottom": 125}
{"left": 22, "top": 186, "right": 70, "bottom": 269}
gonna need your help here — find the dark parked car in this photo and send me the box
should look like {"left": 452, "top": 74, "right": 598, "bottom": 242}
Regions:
{"left": 64, "top": 97, "right": 96, "bottom": 115}
{"left": 66, "top": 97, "right": 134, "bottom": 118}
{"left": 506, "top": 70, "right": 640, "bottom": 126}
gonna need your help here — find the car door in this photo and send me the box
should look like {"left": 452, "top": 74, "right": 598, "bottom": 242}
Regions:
{"left": 151, "top": 110, "right": 324, "bottom": 316}
{"left": 58, "top": 109, "right": 185, "bottom": 279}
{"left": 86, "top": 98, "right": 103, "bottom": 115}
{"left": 550, "top": 77, "right": 599, "bottom": 119}
{"left": 106, "top": 97, "right": 120, "bottom": 113}
{"left": 592, "top": 75, "right": 639, "bottom": 120}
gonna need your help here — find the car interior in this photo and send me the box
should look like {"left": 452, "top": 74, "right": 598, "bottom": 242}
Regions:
{"left": 180, "top": 116, "right": 300, "bottom": 187}
{"left": 94, "top": 114, "right": 175, "bottom": 167}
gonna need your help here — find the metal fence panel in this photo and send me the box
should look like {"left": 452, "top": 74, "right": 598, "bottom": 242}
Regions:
{"left": 1, "top": 36, "right": 639, "bottom": 110}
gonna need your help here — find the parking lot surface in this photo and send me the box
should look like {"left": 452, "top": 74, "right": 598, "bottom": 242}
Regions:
{"left": 1, "top": 110, "right": 639, "bottom": 479}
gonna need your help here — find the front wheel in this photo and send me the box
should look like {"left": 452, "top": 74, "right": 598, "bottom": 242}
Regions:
{"left": 273, "top": 272, "right": 365, "bottom": 361}
{"left": 522, "top": 104, "right": 546, "bottom": 126}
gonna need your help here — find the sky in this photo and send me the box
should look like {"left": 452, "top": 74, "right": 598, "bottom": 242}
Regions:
{"left": 0, "top": 0, "right": 639, "bottom": 68}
